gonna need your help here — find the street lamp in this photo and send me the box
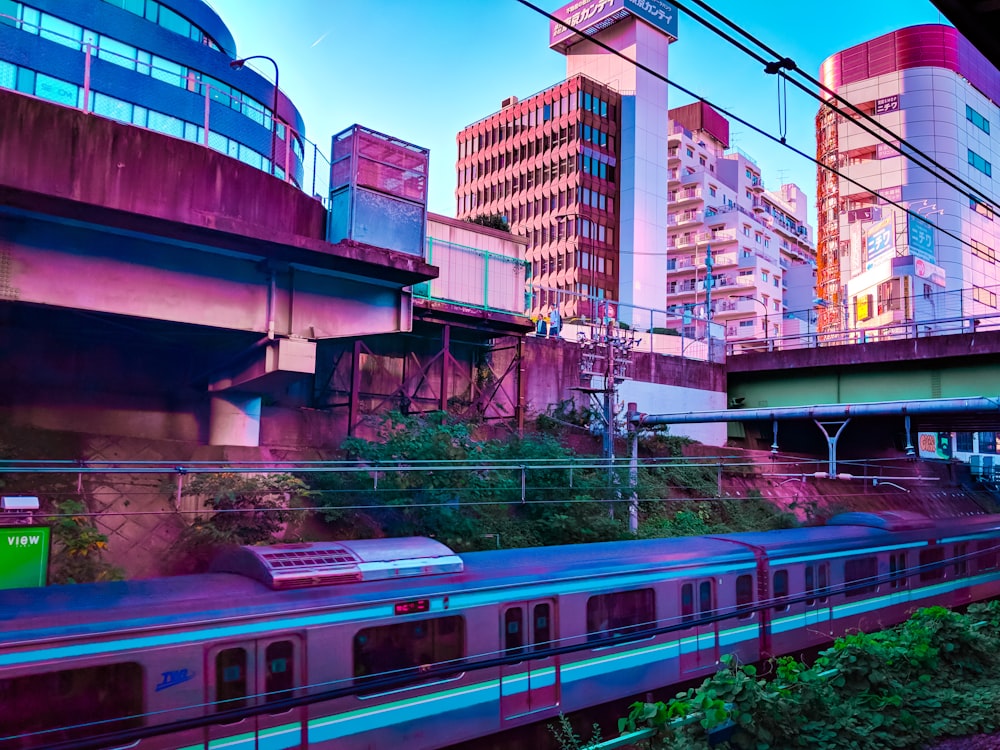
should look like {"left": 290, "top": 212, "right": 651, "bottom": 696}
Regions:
{"left": 230, "top": 55, "right": 279, "bottom": 176}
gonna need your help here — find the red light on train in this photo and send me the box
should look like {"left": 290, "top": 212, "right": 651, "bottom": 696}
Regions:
{"left": 394, "top": 599, "right": 430, "bottom": 615}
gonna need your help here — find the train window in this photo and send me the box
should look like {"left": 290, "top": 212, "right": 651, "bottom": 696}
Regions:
{"left": 699, "top": 581, "right": 713, "bottom": 617}
{"left": 736, "top": 574, "right": 754, "bottom": 619}
{"left": 844, "top": 557, "right": 878, "bottom": 597}
{"left": 805, "top": 565, "right": 814, "bottom": 605}
{"left": 681, "top": 583, "right": 694, "bottom": 623}
{"left": 919, "top": 547, "right": 945, "bottom": 582}
{"left": 772, "top": 570, "right": 789, "bottom": 612}
{"left": 353, "top": 616, "right": 465, "bottom": 685}
{"left": 0, "top": 662, "right": 143, "bottom": 746}
{"left": 216, "top": 647, "right": 249, "bottom": 711}
{"left": 954, "top": 544, "right": 969, "bottom": 577}
{"left": 806, "top": 562, "right": 832, "bottom": 603}
{"left": 505, "top": 607, "right": 525, "bottom": 656}
{"left": 586, "top": 588, "right": 655, "bottom": 642}
{"left": 818, "top": 562, "right": 830, "bottom": 602}
{"left": 977, "top": 541, "right": 999, "bottom": 572}
{"left": 889, "top": 553, "right": 908, "bottom": 589}
{"left": 265, "top": 640, "right": 295, "bottom": 703}
{"left": 533, "top": 603, "right": 551, "bottom": 652}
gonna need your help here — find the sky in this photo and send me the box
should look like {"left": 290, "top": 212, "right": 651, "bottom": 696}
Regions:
{"left": 204, "top": 0, "right": 951, "bottom": 223}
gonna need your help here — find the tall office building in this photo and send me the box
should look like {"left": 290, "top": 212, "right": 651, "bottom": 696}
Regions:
{"left": 455, "top": 75, "right": 621, "bottom": 317}
{"left": 665, "top": 103, "right": 816, "bottom": 344}
{"left": 0, "top": 0, "right": 307, "bottom": 184}
{"left": 456, "top": 0, "right": 677, "bottom": 323}
{"left": 816, "top": 24, "right": 1000, "bottom": 335}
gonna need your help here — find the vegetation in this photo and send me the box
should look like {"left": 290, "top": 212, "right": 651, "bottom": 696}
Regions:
{"left": 594, "top": 602, "right": 1000, "bottom": 750}
{"left": 46, "top": 500, "right": 125, "bottom": 584}
{"left": 169, "top": 472, "right": 308, "bottom": 573}
{"left": 466, "top": 212, "right": 511, "bottom": 232}
{"left": 303, "top": 412, "right": 795, "bottom": 550}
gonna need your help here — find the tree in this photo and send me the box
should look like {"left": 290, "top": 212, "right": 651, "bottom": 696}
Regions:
{"left": 466, "top": 213, "right": 511, "bottom": 232}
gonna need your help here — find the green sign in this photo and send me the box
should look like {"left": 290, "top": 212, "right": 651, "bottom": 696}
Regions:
{"left": 0, "top": 526, "right": 50, "bottom": 590}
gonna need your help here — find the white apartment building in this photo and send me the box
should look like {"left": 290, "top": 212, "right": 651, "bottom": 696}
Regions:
{"left": 665, "top": 103, "right": 816, "bottom": 346}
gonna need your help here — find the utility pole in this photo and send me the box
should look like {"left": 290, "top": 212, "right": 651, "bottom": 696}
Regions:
{"left": 577, "top": 301, "right": 640, "bottom": 523}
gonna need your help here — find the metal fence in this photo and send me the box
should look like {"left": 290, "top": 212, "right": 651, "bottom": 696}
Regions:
{"left": 413, "top": 237, "right": 528, "bottom": 315}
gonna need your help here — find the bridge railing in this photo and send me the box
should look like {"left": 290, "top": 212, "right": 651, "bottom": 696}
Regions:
{"left": 726, "top": 310, "right": 1000, "bottom": 355}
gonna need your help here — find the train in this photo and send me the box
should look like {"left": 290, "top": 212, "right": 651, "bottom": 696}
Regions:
{"left": 3, "top": 509, "right": 1000, "bottom": 749}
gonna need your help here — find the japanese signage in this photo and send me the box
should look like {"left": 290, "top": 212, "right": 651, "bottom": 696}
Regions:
{"left": 0, "top": 527, "right": 50, "bottom": 590}
{"left": 550, "top": 0, "right": 678, "bottom": 49}
{"left": 876, "top": 142, "right": 899, "bottom": 159}
{"left": 848, "top": 207, "right": 873, "bottom": 223}
{"left": 865, "top": 216, "right": 895, "bottom": 269}
{"left": 918, "top": 432, "right": 952, "bottom": 460}
{"left": 878, "top": 185, "right": 902, "bottom": 205}
{"left": 907, "top": 213, "right": 935, "bottom": 262}
{"left": 875, "top": 95, "right": 899, "bottom": 115}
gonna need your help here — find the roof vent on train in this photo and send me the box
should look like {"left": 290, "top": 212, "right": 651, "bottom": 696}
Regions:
{"left": 827, "top": 511, "right": 934, "bottom": 532}
{"left": 210, "top": 537, "right": 463, "bottom": 590}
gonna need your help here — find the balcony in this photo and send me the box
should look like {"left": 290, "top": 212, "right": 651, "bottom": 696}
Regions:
{"left": 668, "top": 169, "right": 681, "bottom": 185}
{"left": 667, "top": 234, "right": 697, "bottom": 250}
{"left": 670, "top": 187, "right": 703, "bottom": 204}
{"left": 668, "top": 147, "right": 680, "bottom": 162}
{"left": 750, "top": 176, "right": 765, "bottom": 193}
{"left": 697, "top": 228, "right": 737, "bottom": 246}
{"left": 668, "top": 210, "right": 701, "bottom": 227}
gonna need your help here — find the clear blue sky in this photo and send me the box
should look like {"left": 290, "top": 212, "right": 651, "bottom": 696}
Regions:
{"left": 205, "top": 0, "right": 950, "bottom": 223}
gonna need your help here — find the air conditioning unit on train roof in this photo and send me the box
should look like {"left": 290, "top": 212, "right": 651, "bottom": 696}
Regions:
{"left": 827, "top": 510, "right": 933, "bottom": 531}
{"left": 211, "top": 537, "right": 464, "bottom": 590}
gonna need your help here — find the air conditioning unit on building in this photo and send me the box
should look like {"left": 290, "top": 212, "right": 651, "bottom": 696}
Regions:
{"left": 501, "top": 95, "right": 519, "bottom": 108}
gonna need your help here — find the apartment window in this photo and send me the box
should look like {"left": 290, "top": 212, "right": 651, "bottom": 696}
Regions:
{"left": 979, "top": 432, "right": 999, "bottom": 454}
{"left": 709, "top": 186, "right": 717, "bottom": 197}
{"left": 969, "top": 149, "right": 992, "bottom": 177}
{"left": 972, "top": 240, "right": 996, "bottom": 262}
{"left": 974, "top": 286, "right": 997, "bottom": 307}
{"left": 967, "top": 105, "right": 991, "bottom": 134}
{"left": 686, "top": 147, "right": 693, "bottom": 157}
{"left": 971, "top": 197, "right": 995, "bottom": 220}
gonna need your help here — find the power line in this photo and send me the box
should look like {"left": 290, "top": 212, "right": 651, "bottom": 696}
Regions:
{"left": 513, "top": 0, "right": 994, "bottom": 262}
{"left": 675, "top": 0, "right": 1000, "bottom": 214}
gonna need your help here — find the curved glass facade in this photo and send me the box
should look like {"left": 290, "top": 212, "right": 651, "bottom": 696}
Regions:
{"left": 0, "top": 0, "right": 306, "bottom": 185}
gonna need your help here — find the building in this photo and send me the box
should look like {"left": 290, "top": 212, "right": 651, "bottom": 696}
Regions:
{"left": 816, "top": 24, "right": 1000, "bottom": 336}
{"left": 665, "top": 102, "right": 816, "bottom": 346}
{"left": 0, "top": 0, "right": 307, "bottom": 184}
{"left": 455, "top": 75, "right": 622, "bottom": 319}
{"left": 456, "top": 0, "right": 677, "bottom": 325}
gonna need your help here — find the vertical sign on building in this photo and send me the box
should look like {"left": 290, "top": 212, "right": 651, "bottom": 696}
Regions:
{"left": 907, "top": 213, "right": 935, "bottom": 262}
{"left": 0, "top": 526, "right": 50, "bottom": 590}
{"left": 864, "top": 216, "right": 895, "bottom": 270}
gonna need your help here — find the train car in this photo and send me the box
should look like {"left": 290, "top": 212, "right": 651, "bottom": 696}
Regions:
{"left": 2, "top": 511, "right": 1000, "bottom": 749}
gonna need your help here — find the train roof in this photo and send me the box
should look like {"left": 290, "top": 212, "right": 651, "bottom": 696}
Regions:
{"left": 3, "top": 513, "right": 1000, "bottom": 646}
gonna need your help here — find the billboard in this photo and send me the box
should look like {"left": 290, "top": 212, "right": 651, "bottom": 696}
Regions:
{"left": 0, "top": 526, "right": 50, "bottom": 590}
{"left": 908, "top": 213, "right": 935, "bottom": 262}
{"left": 550, "top": 0, "right": 678, "bottom": 50}
{"left": 918, "top": 432, "right": 952, "bottom": 460}
{"left": 865, "top": 216, "right": 895, "bottom": 269}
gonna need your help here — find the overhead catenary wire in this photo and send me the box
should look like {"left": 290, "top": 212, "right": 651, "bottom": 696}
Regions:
{"left": 513, "top": 0, "right": 995, "bottom": 262}
{"left": 674, "top": 0, "right": 1000, "bottom": 214}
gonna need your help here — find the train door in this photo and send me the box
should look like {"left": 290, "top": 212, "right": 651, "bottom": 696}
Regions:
{"left": 803, "top": 562, "right": 832, "bottom": 630}
{"left": 499, "top": 599, "right": 559, "bottom": 719}
{"left": 679, "top": 579, "right": 718, "bottom": 674}
{"left": 206, "top": 635, "right": 307, "bottom": 748}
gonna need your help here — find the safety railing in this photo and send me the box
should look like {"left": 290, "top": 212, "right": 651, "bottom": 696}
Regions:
{"left": 414, "top": 237, "right": 528, "bottom": 315}
{"left": 0, "top": 12, "right": 331, "bottom": 202}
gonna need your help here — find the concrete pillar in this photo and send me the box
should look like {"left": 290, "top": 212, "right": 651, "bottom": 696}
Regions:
{"left": 209, "top": 392, "right": 262, "bottom": 447}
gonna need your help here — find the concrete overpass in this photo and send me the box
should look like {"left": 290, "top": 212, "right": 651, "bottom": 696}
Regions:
{"left": 0, "top": 88, "right": 436, "bottom": 446}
